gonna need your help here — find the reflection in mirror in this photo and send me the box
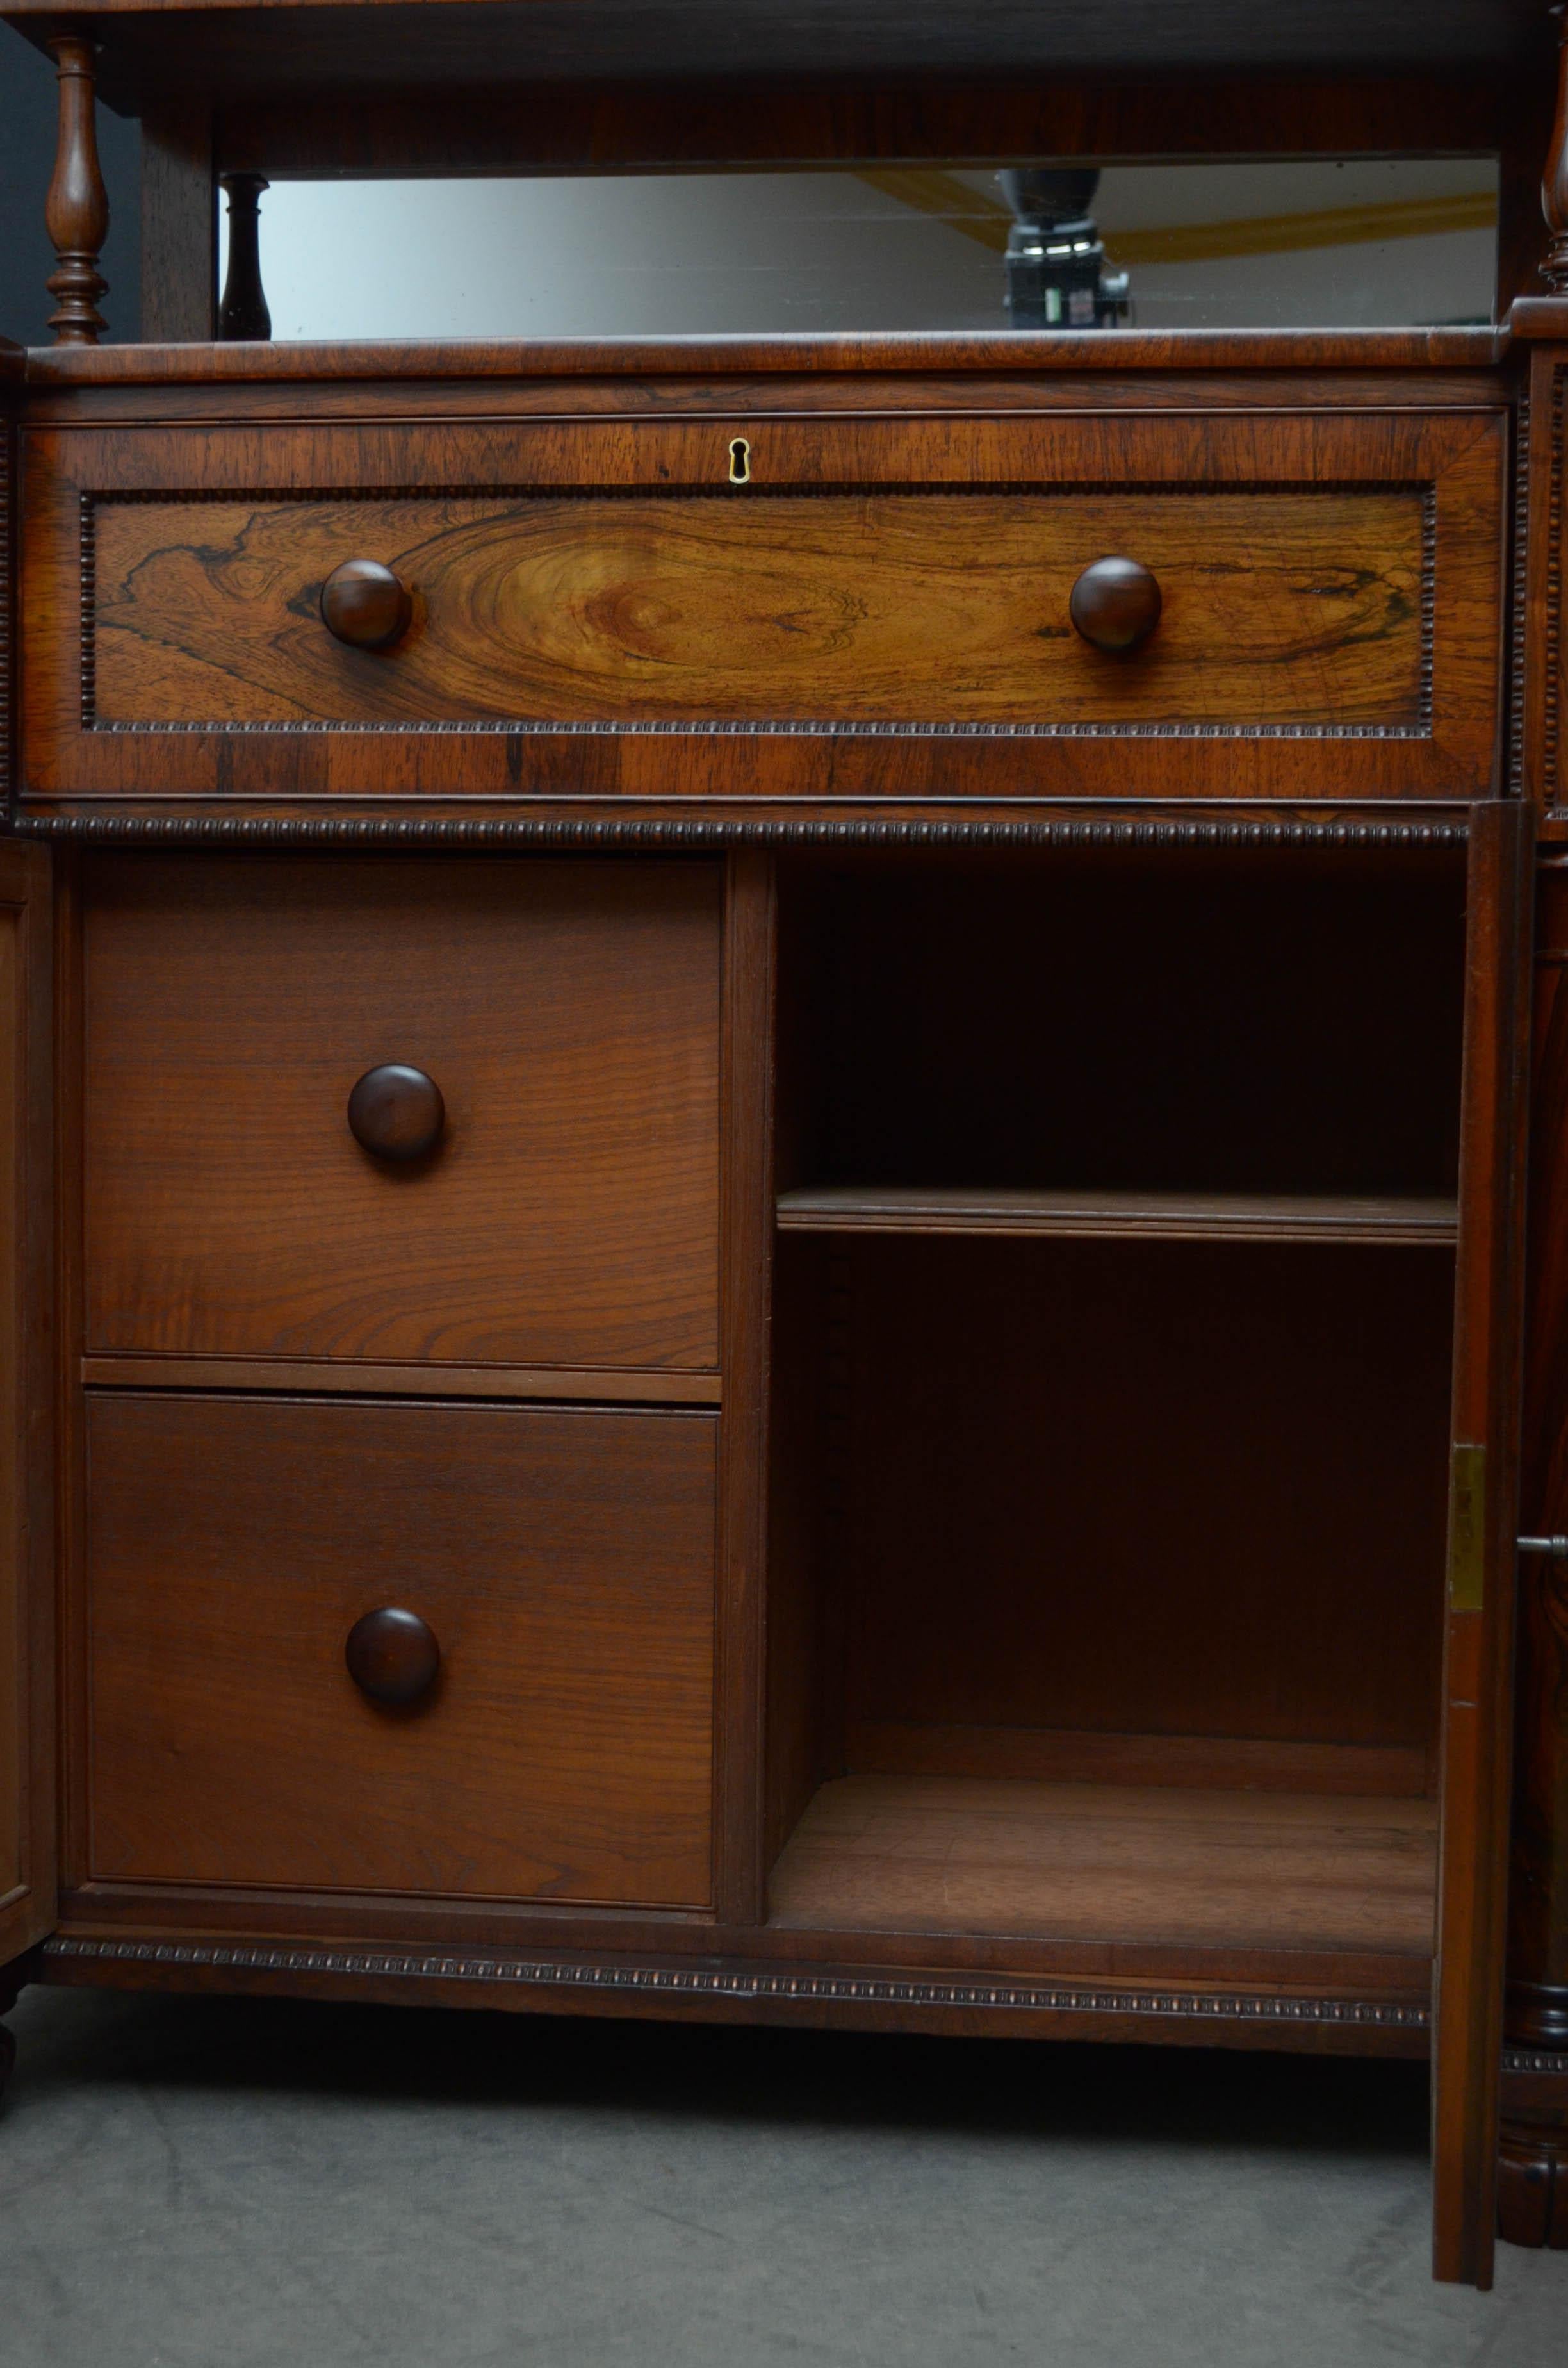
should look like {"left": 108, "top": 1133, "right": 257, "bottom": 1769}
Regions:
{"left": 225, "top": 158, "right": 1499, "bottom": 342}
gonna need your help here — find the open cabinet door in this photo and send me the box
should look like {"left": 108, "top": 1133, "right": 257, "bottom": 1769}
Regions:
{"left": 1, "top": 349, "right": 57, "bottom": 2050}
{"left": 1432, "top": 800, "right": 1533, "bottom": 2285}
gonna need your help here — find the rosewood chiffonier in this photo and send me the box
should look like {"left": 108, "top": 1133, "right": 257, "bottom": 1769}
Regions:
{"left": 1, "top": 0, "right": 1566, "bottom": 2290}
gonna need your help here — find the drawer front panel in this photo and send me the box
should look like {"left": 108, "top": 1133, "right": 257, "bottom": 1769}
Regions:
{"left": 91, "top": 486, "right": 1428, "bottom": 733}
{"left": 86, "top": 1394, "right": 717, "bottom": 1905}
{"left": 84, "top": 855, "right": 721, "bottom": 1370}
{"left": 21, "top": 409, "right": 1505, "bottom": 802}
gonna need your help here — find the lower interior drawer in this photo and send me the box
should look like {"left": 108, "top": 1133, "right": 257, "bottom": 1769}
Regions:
{"left": 84, "top": 1393, "right": 717, "bottom": 1907}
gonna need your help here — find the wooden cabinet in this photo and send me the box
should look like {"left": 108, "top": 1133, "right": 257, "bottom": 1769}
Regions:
{"left": 0, "top": 358, "right": 1537, "bottom": 2298}
{"left": 3, "top": 0, "right": 1567, "bottom": 2298}
{"left": 0, "top": 372, "right": 1538, "bottom": 2295}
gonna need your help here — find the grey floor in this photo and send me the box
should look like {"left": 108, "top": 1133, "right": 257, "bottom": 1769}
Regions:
{"left": 1, "top": 1984, "right": 1565, "bottom": 2367}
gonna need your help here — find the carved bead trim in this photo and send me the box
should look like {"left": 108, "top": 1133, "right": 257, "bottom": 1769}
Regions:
{"left": 88, "top": 718, "right": 1435, "bottom": 744}
{"left": 13, "top": 813, "right": 1474, "bottom": 852}
{"left": 40, "top": 1936, "right": 1430, "bottom": 2030}
{"left": 1549, "top": 369, "right": 1565, "bottom": 808}
{"left": 1504, "top": 2046, "right": 1568, "bottom": 2076}
{"left": 1419, "top": 482, "right": 1437, "bottom": 736}
{"left": 78, "top": 494, "right": 95, "bottom": 731}
{"left": 78, "top": 479, "right": 1439, "bottom": 745}
{"left": 1510, "top": 385, "right": 1531, "bottom": 800}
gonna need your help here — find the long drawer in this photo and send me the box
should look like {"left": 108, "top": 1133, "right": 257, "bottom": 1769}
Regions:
{"left": 20, "top": 409, "right": 1505, "bottom": 802}
{"left": 83, "top": 853, "right": 721, "bottom": 1374}
{"left": 85, "top": 1393, "right": 717, "bottom": 1906}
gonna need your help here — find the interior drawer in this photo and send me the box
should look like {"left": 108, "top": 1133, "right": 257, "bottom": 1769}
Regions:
{"left": 22, "top": 408, "right": 1505, "bottom": 801}
{"left": 83, "top": 854, "right": 720, "bottom": 1372}
{"left": 85, "top": 1393, "right": 717, "bottom": 1905}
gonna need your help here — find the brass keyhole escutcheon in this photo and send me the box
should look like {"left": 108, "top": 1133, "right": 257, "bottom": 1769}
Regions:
{"left": 728, "top": 437, "right": 751, "bottom": 485}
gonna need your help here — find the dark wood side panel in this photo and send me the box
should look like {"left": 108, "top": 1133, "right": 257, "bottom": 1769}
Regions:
{"left": 1431, "top": 802, "right": 1533, "bottom": 2287}
{"left": 83, "top": 855, "right": 721, "bottom": 1370}
{"left": 138, "top": 97, "right": 216, "bottom": 345}
{"left": 834, "top": 1235, "right": 1452, "bottom": 1759}
{"left": 86, "top": 1394, "right": 717, "bottom": 1907}
{"left": 712, "top": 850, "right": 775, "bottom": 1921}
{"left": 213, "top": 73, "right": 1512, "bottom": 181}
{"left": 1499, "top": 860, "right": 1568, "bottom": 2247}
{"left": 1511, "top": 867, "right": 1568, "bottom": 2037}
{"left": 0, "top": 839, "right": 55, "bottom": 1978}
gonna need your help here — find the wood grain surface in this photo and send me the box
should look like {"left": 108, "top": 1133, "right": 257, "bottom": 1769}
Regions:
{"left": 90, "top": 487, "right": 1429, "bottom": 731}
{"left": 846, "top": 1723, "right": 1433, "bottom": 1799}
{"left": 0, "top": 843, "right": 55, "bottom": 1977}
{"left": 772, "top": 852, "right": 1466, "bottom": 1205}
{"left": 208, "top": 72, "right": 1514, "bottom": 186}
{"left": 830, "top": 1236, "right": 1453, "bottom": 1757}
{"left": 776, "top": 1184, "right": 1460, "bottom": 1246}
{"left": 86, "top": 1393, "right": 718, "bottom": 1905}
{"left": 1432, "top": 804, "right": 1533, "bottom": 2285}
{"left": 1512, "top": 871, "right": 1568, "bottom": 2042}
{"left": 83, "top": 855, "right": 721, "bottom": 1369}
{"left": 19, "top": 404, "right": 1505, "bottom": 805}
{"left": 767, "top": 1775, "right": 1439, "bottom": 1953}
{"left": 78, "top": 1354, "right": 723, "bottom": 1404}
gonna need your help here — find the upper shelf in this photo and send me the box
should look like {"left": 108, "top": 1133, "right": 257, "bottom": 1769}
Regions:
{"left": 1, "top": 1, "right": 1549, "bottom": 115}
{"left": 17, "top": 325, "right": 1509, "bottom": 385}
{"left": 776, "top": 1185, "right": 1460, "bottom": 1247}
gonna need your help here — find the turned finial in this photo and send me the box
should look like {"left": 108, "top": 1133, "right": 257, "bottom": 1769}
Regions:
{"left": 1546, "top": 9, "right": 1568, "bottom": 290}
{"left": 45, "top": 32, "right": 108, "bottom": 344}
{"left": 218, "top": 174, "right": 272, "bottom": 340}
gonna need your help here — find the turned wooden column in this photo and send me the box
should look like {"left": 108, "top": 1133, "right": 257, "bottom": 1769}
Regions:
{"left": 45, "top": 32, "right": 109, "bottom": 345}
{"left": 218, "top": 174, "right": 271, "bottom": 340}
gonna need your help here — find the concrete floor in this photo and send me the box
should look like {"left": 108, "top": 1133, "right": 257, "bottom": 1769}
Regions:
{"left": 1, "top": 1983, "right": 1565, "bottom": 2367}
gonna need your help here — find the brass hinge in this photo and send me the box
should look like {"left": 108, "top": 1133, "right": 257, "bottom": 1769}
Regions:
{"left": 1448, "top": 1442, "right": 1486, "bottom": 1613}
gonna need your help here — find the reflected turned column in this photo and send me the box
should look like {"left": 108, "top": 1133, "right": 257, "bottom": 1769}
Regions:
{"left": 218, "top": 173, "right": 271, "bottom": 340}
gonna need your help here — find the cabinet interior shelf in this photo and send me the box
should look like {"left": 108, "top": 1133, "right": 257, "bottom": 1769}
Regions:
{"left": 767, "top": 1773, "right": 1439, "bottom": 1956}
{"left": 776, "top": 1185, "right": 1460, "bottom": 1247}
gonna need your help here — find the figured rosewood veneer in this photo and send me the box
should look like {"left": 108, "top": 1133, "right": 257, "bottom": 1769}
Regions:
{"left": 88, "top": 486, "right": 1428, "bottom": 732}
{"left": 17, "top": 407, "right": 1506, "bottom": 804}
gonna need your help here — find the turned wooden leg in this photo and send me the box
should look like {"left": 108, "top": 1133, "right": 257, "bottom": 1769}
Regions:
{"left": 45, "top": 31, "right": 109, "bottom": 345}
{"left": 0, "top": 1963, "right": 24, "bottom": 2104}
{"left": 1503, "top": 1538, "right": 1568, "bottom": 2248}
{"left": 218, "top": 173, "right": 271, "bottom": 341}
{"left": 1499, "top": 2055, "right": 1568, "bottom": 2247}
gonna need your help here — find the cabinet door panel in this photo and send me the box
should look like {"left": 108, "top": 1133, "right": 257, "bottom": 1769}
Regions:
{"left": 0, "top": 839, "right": 55, "bottom": 1981}
{"left": 1432, "top": 800, "right": 1533, "bottom": 2286}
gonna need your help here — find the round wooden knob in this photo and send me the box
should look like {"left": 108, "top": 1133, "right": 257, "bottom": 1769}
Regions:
{"left": 345, "top": 1608, "right": 441, "bottom": 1706}
{"left": 320, "top": 558, "right": 413, "bottom": 650}
{"left": 347, "top": 1064, "right": 445, "bottom": 1161}
{"left": 1069, "top": 557, "right": 1163, "bottom": 653}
